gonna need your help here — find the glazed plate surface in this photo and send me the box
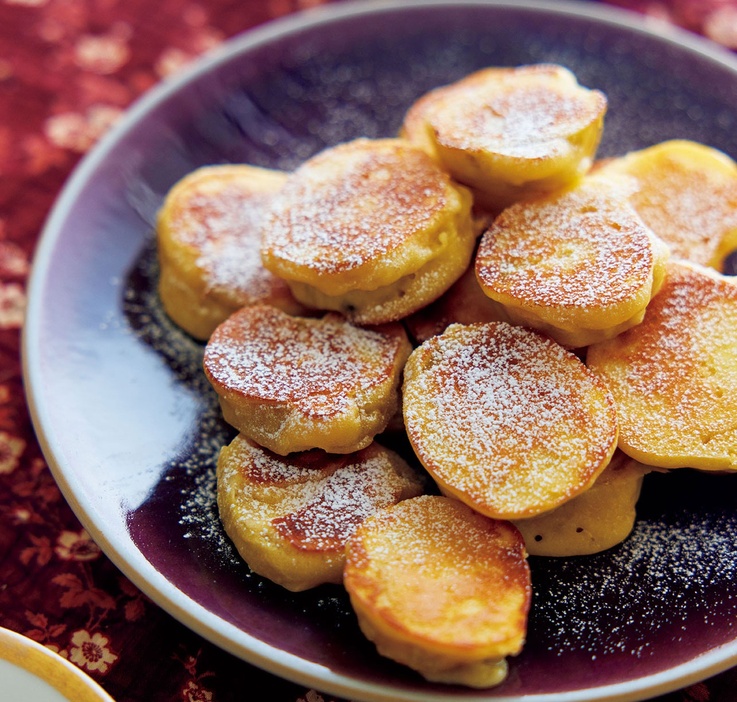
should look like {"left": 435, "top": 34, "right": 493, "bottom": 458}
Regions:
{"left": 23, "top": 1, "right": 737, "bottom": 700}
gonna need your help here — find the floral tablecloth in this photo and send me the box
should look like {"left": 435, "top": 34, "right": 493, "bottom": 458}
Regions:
{"left": 2, "top": 1, "right": 737, "bottom": 700}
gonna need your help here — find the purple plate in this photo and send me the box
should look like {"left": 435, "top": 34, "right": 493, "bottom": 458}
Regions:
{"left": 22, "top": 1, "right": 737, "bottom": 700}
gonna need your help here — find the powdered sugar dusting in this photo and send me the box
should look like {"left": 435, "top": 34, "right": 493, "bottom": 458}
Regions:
{"left": 613, "top": 148, "right": 737, "bottom": 267}
{"left": 459, "top": 88, "right": 598, "bottom": 159}
{"left": 404, "top": 323, "right": 616, "bottom": 516}
{"left": 193, "top": 190, "right": 282, "bottom": 297}
{"left": 262, "top": 139, "right": 450, "bottom": 276}
{"left": 220, "top": 437, "right": 422, "bottom": 554}
{"left": 204, "top": 306, "right": 404, "bottom": 416}
{"left": 599, "top": 261, "right": 737, "bottom": 396}
{"left": 272, "top": 464, "right": 399, "bottom": 551}
{"left": 166, "top": 170, "right": 292, "bottom": 303}
{"left": 476, "top": 181, "right": 657, "bottom": 315}
{"left": 531, "top": 484, "right": 737, "bottom": 660}
{"left": 358, "top": 495, "right": 526, "bottom": 572}
{"left": 272, "top": 451, "right": 421, "bottom": 551}
{"left": 429, "top": 65, "right": 606, "bottom": 159}
{"left": 587, "top": 261, "right": 737, "bottom": 464}
{"left": 122, "top": 240, "right": 242, "bottom": 563}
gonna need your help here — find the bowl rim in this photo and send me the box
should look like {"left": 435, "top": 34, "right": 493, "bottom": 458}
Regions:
{"left": 0, "top": 626, "right": 115, "bottom": 702}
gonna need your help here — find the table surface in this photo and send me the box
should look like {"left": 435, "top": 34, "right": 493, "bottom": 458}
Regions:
{"left": 2, "top": 0, "right": 737, "bottom": 700}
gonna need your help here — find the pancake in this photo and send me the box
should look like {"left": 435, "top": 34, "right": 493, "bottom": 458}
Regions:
{"left": 402, "top": 322, "right": 618, "bottom": 520}
{"left": 203, "top": 305, "right": 412, "bottom": 455}
{"left": 474, "top": 176, "right": 670, "bottom": 347}
{"left": 217, "top": 435, "right": 424, "bottom": 591}
{"left": 260, "top": 137, "right": 476, "bottom": 324}
{"left": 512, "top": 450, "right": 651, "bottom": 556}
{"left": 344, "top": 494, "right": 531, "bottom": 688}
{"left": 586, "top": 259, "right": 737, "bottom": 471}
{"left": 156, "top": 163, "right": 303, "bottom": 340}
{"left": 594, "top": 139, "right": 737, "bottom": 270}
{"left": 401, "top": 64, "right": 607, "bottom": 211}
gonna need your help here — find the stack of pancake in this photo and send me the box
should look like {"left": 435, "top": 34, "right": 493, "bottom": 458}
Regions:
{"left": 155, "top": 63, "right": 737, "bottom": 688}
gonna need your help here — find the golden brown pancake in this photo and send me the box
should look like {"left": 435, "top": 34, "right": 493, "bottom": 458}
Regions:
{"left": 217, "top": 435, "right": 424, "bottom": 591}
{"left": 156, "top": 164, "right": 303, "bottom": 340}
{"left": 344, "top": 494, "right": 531, "bottom": 688}
{"left": 594, "top": 139, "right": 737, "bottom": 270}
{"left": 203, "top": 305, "right": 412, "bottom": 455}
{"left": 475, "top": 176, "right": 670, "bottom": 347}
{"left": 402, "top": 322, "right": 618, "bottom": 519}
{"left": 587, "top": 259, "right": 737, "bottom": 471}
{"left": 401, "top": 64, "right": 607, "bottom": 211}
{"left": 260, "top": 137, "right": 476, "bottom": 324}
{"left": 512, "top": 450, "right": 651, "bottom": 556}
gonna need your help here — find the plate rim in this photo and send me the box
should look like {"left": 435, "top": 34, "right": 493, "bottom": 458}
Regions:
{"left": 0, "top": 626, "right": 116, "bottom": 702}
{"left": 21, "top": 1, "right": 737, "bottom": 700}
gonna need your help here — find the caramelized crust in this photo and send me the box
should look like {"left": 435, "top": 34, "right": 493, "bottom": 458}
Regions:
{"left": 156, "top": 164, "right": 302, "bottom": 340}
{"left": 403, "top": 322, "right": 618, "bottom": 519}
{"left": 475, "top": 176, "right": 670, "bottom": 347}
{"left": 594, "top": 140, "right": 737, "bottom": 270}
{"left": 217, "top": 436, "right": 424, "bottom": 591}
{"left": 203, "top": 305, "right": 412, "bottom": 455}
{"left": 401, "top": 64, "right": 607, "bottom": 210}
{"left": 587, "top": 260, "right": 737, "bottom": 471}
{"left": 260, "top": 138, "right": 476, "bottom": 323}
{"left": 262, "top": 138, "right": 449, "bottom": 285}
{"left": 344, "top": 495, "right": 531, "bottom": 688}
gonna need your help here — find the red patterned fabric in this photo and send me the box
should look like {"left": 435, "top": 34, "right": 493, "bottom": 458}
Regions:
{"left": 607, "top": 0, "right": 737, "bottom": 48}
{"left": 1, "top": 1, "right": 737, "bottom": 700}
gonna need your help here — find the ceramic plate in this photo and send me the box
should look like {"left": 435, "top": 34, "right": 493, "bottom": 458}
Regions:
{"left": 0, "top": 627, "right": 115, "bottom": 702}
{"left": 23, "top": 1, "right": 737, "bottom": 700}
